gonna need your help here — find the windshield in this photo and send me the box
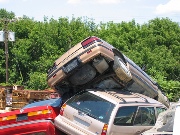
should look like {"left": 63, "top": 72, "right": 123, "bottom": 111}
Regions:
{"left": 66, "top": 91, "right": 115, "bottom": 124}
{"left": 22, "top": 98, "right": 62, "bottom": 109}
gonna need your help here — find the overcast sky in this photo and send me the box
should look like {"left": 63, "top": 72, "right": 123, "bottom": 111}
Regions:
{"left": 0, "top": 0, "right": 180, "bottom": 24}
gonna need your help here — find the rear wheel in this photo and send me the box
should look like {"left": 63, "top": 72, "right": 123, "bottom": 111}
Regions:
{"left": 113, "top": 56, "right": 132, "bottom": 83}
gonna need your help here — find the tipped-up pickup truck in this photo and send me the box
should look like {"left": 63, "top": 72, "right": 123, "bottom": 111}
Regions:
{"left": 47, "top": 36, "right": 169, "bottom": 107}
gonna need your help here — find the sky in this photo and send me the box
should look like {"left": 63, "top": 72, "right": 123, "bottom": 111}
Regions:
{"left": 0, "top": 0, "right": 180, "bottom": 24}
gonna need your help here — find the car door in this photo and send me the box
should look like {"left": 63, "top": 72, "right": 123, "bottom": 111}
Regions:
{"left": 110, "top": 106, "right": 138, "bottom": 135}
{"left": 133, "top": 106, "right": 156, "bottom": 135}
{"left": 110, "top": 106, "right": 157, "bottom": 135}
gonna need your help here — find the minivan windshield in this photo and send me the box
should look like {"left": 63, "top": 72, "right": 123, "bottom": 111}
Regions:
{"left": 66, "top": 91, "right": 115, "bottom": 124}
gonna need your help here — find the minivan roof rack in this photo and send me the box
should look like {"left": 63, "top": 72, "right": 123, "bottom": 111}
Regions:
{"left": 131, "top": 92, "right": 149, "bottom": 103}
{"left": 105, "top": 91, "right": 126, "bottom": 103}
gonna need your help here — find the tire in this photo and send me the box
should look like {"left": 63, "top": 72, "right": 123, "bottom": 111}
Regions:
{"left": 113, "top": 56, "right": 132, "bottom": 83}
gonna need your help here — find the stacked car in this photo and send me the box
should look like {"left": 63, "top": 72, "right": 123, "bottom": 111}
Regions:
{"left": 47, "top": 36, "right": 170, "bottom": 135}
{"left": 55, "top": 90, "right": 167, "bottom": 135}
{"left": 47, "top": 36, "right": 169, "bottom": 107}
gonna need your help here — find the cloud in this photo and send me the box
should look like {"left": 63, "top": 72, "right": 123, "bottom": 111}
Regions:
{"left": 96, "top": 0, "right": 122, "bottom": 4}
{"left": 67, "top": 0, "right": 122, "bottom": 4}
{"left": 155, "top": 0, "right": 180, "bottom": 14}
{"left": 67, "top": 0, "right": 81, "bottom": 4}
{"left": 0, "top": 0, "right": 9, "bottom": 3}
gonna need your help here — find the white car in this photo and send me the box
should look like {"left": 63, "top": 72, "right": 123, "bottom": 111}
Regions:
{"left": 173, "top": 101, "right": 180, "bottom": 135}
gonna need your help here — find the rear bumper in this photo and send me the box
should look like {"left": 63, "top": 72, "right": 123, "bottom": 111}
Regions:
{"left": 47, "top": 44, "right": 114, "bottom": 87}
{"left": 54, "top": 115, "right": 95, "bottom": 135}
{"left": 0, "top": 120, "right": 56, "bottom": 135}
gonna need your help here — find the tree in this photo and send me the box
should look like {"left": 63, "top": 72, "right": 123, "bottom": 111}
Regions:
{"left": 0, "top": 8, "right": 15, "bottom": 19}
{"left": 0, "top": 9, "right": 179, "bottom": 102}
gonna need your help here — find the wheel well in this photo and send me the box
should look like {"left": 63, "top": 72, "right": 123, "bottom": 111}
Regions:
{"left": 112, "top": 49, "right": 126, "bottom": 64}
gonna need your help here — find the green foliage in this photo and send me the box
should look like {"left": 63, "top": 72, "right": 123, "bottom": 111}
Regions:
{"left": 0, "top": 9, "right": 179, "bottom": 102}
{"left": 159, "top": 80, "right": 180, "bottom": 102}
{"left": 25, "top": 72, "right": 48, "bottom": 90}
{"left": 0, "top": 8, "right": 15, "bottom": 19}
{"left": 148, "top": 67, "right": 180, "bottom": 101}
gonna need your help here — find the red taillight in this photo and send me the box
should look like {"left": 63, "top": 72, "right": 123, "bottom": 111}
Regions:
{"left": 0, "top": 109, "right": 53, "bottom": 126}
{"left": 101, "top": 124, "right": 108, "bottom": 135}
{"left": 53, "top": 74, "right": 56, "bottom": 78}
{"left": 0, "top": 115, "right": 17, "bottom": 125}
{"left": 60, "top": 104, "right": 66, "bottom": 116}
{"left": 87, "top": 50, "right": 92, "bottom": 54}
{"left": 81, "top": 36, "right": 100, "bottom": 48}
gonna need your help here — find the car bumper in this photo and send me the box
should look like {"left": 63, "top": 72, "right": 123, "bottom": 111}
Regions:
{"left": 47, "top": 44, "right": 114, "bottom": 87}
{"left": 55, "top": 115, "right": 96, "bottom": 135}
{"left": 0, "top": 119, "right": 57, "bottom": 135}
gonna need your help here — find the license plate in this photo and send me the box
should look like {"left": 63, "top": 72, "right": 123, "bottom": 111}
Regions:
{"left": 16, "top": 113, "right": 28, "bottom": 121}
{"left": 63, "top": 58, "right": 79, "bottom": 73}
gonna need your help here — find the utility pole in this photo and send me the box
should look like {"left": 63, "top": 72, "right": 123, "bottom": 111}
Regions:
{"left": 4, "top": 19, "right": 9, "bottom": 84}
{"left": 0, "top": 18, "right": 15, "bottom": 84}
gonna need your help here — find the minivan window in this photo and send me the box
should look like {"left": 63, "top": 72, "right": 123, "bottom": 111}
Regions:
{"left": 156, "top": 107, "right": 166, "bottom": 117}
{"left": 66, "top": 91, "right": 115, "bottom": 124}
{"left": 134, "top": 107, "right": 155, "bottom": 126}
{"left": 114, "top": 106, "right": 138, "bottom": 126}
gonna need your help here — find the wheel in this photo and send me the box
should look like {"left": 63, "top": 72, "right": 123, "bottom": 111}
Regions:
{"left": 113, "top": 56, "right": 132, "bottom": 83}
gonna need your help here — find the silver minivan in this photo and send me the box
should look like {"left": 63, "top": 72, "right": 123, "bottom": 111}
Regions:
{"left": 54, "top": 89, "right": 167, "bottom": 135}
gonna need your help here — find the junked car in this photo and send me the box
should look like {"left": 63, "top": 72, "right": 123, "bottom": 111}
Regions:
{"left": 0, "top": 98, "right": 62, "bottom": 135}
{"left": 54, "top": 89, "right": 167, "bottom": 135}
{"left": 47, "top": 36, "right": 169, "bottom": 107}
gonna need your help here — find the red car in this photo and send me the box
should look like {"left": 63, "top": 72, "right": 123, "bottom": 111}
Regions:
{"left": 0, "top": 98, "right": 62, "bottom": 135}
